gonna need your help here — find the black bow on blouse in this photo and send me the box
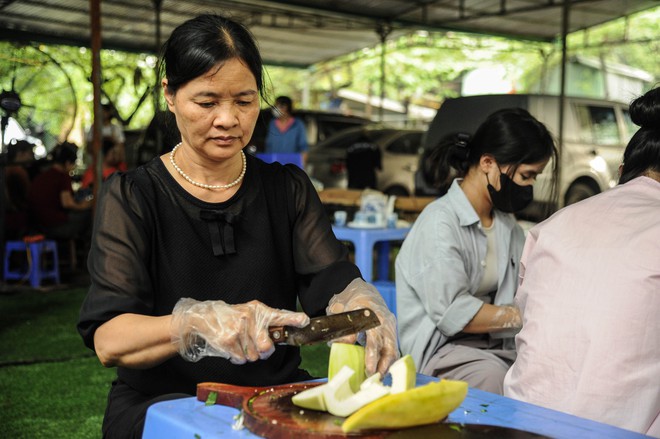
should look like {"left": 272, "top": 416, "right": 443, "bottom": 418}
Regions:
{"left": 199, "top": 209, "right": 239, "bottom": 256}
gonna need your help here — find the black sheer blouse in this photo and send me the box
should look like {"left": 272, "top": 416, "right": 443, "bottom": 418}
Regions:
{"left": 78, "top": 153, "right": 360, "bottom": 396}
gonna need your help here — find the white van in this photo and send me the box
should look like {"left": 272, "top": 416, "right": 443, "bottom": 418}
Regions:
{"left": 420, "top": 94, "right": 637, "bottom": 216}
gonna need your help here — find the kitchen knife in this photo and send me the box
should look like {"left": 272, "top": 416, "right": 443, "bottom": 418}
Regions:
{"left": 268, "top": 308, "right": 380, "bottom": 346}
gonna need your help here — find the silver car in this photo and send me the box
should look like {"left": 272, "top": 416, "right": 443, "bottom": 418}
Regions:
{"left": 306, "top": 125, "right": 424, "bottom": 196}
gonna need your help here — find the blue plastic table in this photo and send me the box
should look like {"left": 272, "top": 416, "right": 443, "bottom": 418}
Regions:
{"left": 142, "top": 374, "right": 648, "bottom": 439}
{"left": 332, "top": 225, "right": 410, "bottom": 283}
{"left": 256, "top": 153, "right": 303, "bottom": 168}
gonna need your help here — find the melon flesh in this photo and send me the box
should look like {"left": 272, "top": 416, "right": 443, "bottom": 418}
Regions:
{"left": 388, "top": 354, "right": 416, "bottom": 394}
{"left": 291, "top": 383, "right": 327, "bottom": 411}
{"left": 323, "top": 366, "right": 391, "bottom": 417}
{"left": 328, "top": 343, "right": 366, "bottom": 393}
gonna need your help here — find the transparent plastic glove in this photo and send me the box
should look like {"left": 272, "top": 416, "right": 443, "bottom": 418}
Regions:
{"left": 485, "top": 304, "right": 523, "bottom": 341}
{"left": 326, "top": 278, "right": 399, "bottom": 376}
{"left": 171, "top": 298, "right": 310, "bottom": 364}
{"left": 496, "top": 305, "right": 522, "bottom": 330}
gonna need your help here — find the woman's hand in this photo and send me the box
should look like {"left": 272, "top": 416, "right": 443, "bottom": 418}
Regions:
{"left": 171, "top": 298, "right": 309, "bottom": 364}
{"left": 326, "top": 278, "right": 400, "bottom": 376}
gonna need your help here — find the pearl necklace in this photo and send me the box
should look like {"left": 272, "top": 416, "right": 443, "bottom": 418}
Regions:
{"left": 169, "top": 143, "right": 246, "bottom": 190}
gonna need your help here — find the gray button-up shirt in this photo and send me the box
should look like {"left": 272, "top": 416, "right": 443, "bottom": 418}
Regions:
{"left": 395, "top": 179, "right": 525, "bottom": 371}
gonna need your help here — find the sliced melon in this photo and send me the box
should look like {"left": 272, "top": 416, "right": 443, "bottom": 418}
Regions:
{"left": 388, "top": 354, "right": 416, "bottom": 394}
{"left": 341, "top": 379, "right": 468, "bottom": 433}
{"left": 359, "top": 372, "right": 383, "bottom": 390}
{"left": 324, "top": 366, "right": 391, "bottom": 417}
{"left": 328, "top": 343, "right": 366, "bottom": 393}
{"left": 291, "top": 383, "right": 327, "bottom": 411}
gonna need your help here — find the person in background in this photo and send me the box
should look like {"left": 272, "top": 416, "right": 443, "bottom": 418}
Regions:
{"left": 86, "top": 102, "right": 127, "bottom": 173}
{"left": 77, "top": 14, "right": 398, "bottom": 439}
{"left": 27, "top": 141, "right": 93, "bottom": 241}
{"left": 80, "top": 138, "right": 127, "bottom": 190}
{"left": 395, "top": 108, "right": 558, "bottom": 394}
{"left": 503, "top": 87, "right": 660, "bottom": 437}
{"left": 87, "top": 102, "right": 125, "bottom": 151}
{"left": 4, "top": 139, "right": 35, "bottom": 238}
{"left": 264, "top": 95, "right": 308, "bottom": 164}
{"left": 346, "top": 134, "right": 382, "bottom": 190}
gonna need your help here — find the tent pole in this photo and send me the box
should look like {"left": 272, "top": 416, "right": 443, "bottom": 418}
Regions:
{"left": 153, "top": 0, "right": 163, "bottom": 156}
{"left": 90, "top": 0, "right": 102, "bottom": 211}
{"left": 558, "top": 0, "right": 570, "bottom": 209}
{"left": 377, "top": 22, "right": 392, "bottom": 123}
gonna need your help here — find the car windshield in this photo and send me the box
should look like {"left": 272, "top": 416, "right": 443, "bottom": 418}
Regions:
{"left": 314, "top": 128, "right": 395, "bottom": 151}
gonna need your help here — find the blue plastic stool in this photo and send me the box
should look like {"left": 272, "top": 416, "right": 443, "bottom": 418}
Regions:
{"left": 373, "top": 280, "right": 397, "bottom": 316}
{"left": 3, "top": 240, "right": 60, "bottom": 288}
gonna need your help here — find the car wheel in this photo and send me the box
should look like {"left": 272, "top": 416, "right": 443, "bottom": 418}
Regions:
{"left": 564, "top": 180, "right": 599, "bottom": 206}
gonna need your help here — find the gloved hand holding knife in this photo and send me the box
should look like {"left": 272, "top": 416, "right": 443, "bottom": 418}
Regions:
{"left": 171, "top": 287, "right": 395, "bottom": 370}
{"left": 171, "top": 298, "right": 310, "bottom": 365}
{"left": 326, "top": 278, "right": 400, "bottom": 377}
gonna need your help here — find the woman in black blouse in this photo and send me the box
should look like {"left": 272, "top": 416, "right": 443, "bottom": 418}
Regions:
{"left": 77, "top": 14, "right": 398, "bottom": 439}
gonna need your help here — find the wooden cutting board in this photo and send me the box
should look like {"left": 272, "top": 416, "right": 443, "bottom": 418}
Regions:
{"left": 197, "top": 382, "right": 548, "bottom": 439}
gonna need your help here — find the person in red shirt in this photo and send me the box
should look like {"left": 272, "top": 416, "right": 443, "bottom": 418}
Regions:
{"left": 4, "top": 139, "right": 35, "bottom": 238}
{"left": 80, "top": 138, "right": 128, "bottom": 190}
{"left": 28, "top": 141, "right": 93, "bottom": 240}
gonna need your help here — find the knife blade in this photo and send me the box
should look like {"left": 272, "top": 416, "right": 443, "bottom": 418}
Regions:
{"left": 268, "top": 308, "right": 380, "bottom": 346}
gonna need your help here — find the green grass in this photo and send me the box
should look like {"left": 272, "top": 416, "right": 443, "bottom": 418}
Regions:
{"left": 0, "top": 356, "right": 114, "bottom": 438}
{"left": 0, "top": 287, "right": 329, "bottom": 438}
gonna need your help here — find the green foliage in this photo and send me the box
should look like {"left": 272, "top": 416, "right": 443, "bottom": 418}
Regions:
{"left": 0, "top": 41, "right": 158, "bottom": 148}
{"left": 567, "top": 8, "right": 660, "bottom": 78}
{"left": 0, "top": 43, "right": 80, "bottom": 148}
{"left": 301, "top": 343, "right": 331, "bottom": 378}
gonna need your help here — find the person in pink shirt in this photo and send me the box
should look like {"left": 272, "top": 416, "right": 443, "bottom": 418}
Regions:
{"left": 503, "top": 86, "right": 660, "bottom": 437}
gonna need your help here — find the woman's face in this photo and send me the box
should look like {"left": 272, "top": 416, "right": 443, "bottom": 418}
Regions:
{"left": 163, "top": 58, "right": 260, "bottom": 160}
{"left": 488, "top": 159, "right": 549, "bottom": 190}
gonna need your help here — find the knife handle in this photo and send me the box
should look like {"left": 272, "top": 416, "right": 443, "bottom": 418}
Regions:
{"left": 268, "top": 326, "right": 287, "bottom": 343}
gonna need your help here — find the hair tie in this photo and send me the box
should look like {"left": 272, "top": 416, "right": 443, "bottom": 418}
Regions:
{"left": 455, "top": 133, "right": 470, "bottom": 149}
{"left": 451, "top": 132, "right": 471, "bottom": 162}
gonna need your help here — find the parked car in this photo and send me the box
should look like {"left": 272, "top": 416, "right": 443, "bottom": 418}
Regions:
{"left": 419, "top": 94, "right": 637, "bottom": 217}
{"left": 307, "top": 125, "right": 425, "bottom": 196}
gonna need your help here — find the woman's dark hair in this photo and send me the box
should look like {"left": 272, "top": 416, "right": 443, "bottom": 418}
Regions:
{"left": 275, "top": 96, "right": 293, "bottom": 113}
{"left": 619, "top": 86, "right": 660, "bottom": 184}
{"left": 158, "top": 14, "right": 265, "bottom": 100}
{"left": 423, "top": 108, "right": 558, "bottom": 195}
{"left": 51, "top": 141, "right": 78, "bottom": 165}
{"left": 7, "top": 139, "right": 34, "bottom": 162}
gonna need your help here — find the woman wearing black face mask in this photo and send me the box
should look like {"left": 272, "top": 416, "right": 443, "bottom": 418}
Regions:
{"left": 395, "top": 108, "right": 558, "bottom": 395}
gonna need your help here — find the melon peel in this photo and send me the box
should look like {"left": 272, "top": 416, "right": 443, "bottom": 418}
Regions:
{"left": 341, "top": 379, "right": 468, "bottom": 433}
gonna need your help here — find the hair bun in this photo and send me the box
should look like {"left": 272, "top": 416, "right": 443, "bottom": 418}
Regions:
{"left": 629, "top": 87, "right": 660, "bottom": 129}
